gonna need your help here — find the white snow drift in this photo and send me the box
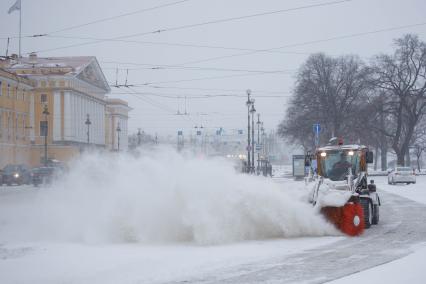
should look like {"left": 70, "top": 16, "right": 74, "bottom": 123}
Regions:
{"left": 0, "top": 148, "right": 337, "bottom": 245}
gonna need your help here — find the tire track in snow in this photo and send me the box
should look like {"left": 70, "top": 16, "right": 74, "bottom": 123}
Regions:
{"left": 176, "top": 191, "right": 426, "bottom": 284}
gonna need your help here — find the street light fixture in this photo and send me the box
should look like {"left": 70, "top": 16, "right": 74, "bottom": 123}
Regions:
{"left": 85, "top": 114, "right": 91, "bottom": 145}
{"left": 42, "top": 104, "right": 50, "bottom": 166}
{"left": 116, "top": 122, "right": 121, "bottom": 152}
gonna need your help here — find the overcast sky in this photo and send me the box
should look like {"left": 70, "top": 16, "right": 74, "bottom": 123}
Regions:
{"left": 1, "top": 0, "right": 426, "bottom": 137}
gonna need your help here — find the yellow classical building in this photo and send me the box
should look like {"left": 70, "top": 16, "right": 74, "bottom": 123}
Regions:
{"left": 0, "top": 68, "right": 33, "bottom": 167}
{"left": 0, "top": 54, "right": 130, "bottom": 168}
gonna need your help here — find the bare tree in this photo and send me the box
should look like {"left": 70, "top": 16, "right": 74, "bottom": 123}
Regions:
{"left": 278, "top": 53, "right": 371, "bottom": 148}
{"left": 371, "top": 34, "right": 426, "bottom": 166}
{"left": 410, "top": 117, "right": 426, "bottom": 171}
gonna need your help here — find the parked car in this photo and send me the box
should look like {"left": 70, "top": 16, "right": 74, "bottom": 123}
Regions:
{"left": 2, "top": 164, "right": 32, "bottom": 186}
{"left": 388, "top": 167, "right": 416, "bottom": 185}
{"left": 31, "top": 166, "right": 58, "bottom": 186}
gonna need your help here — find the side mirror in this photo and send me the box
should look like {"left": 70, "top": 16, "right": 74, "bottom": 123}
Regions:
{"left": 366, "top": 151, "right": 374, "bottom": 164}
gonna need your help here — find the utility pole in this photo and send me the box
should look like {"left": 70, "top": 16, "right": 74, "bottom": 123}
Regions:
{"left": 42, "top": 104, "right": 49, "bottom": 166}
{"left": 246, "top": 90, "right": 252, "bottom": 173}
{"left": 250, "top": 104, "right": 256, "bottom": 173}
{"left": 257, "top": 113, "right": 261, "bottom": 174}
{"left": 116, "top": 123, "right": 121, "bottom": 152}
{"left": 85, "top": 114, "right": 91, "bottom": 145}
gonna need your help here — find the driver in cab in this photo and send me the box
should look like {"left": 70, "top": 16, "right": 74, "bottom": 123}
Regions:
{"left": 329, "top": 153, "right": 352, "bottom": 180}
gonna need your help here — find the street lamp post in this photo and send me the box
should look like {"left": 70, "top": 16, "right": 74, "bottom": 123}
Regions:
{"left": 137, "top": 128, "right": 142, "bottom": 146}
{"left": 257, "top": 113, "right": 261, "bottom": 174}
{"left": 261, "top": 122, "right": 265, "bottom": 175}
{"left": 246, "top": 90, "right": 253, "bottom": 173}
{"left": 250, "top": 103, "right": 256, "bottom": 173}
{"left": 116, "top": 123, "right": 121, "bottom": 152}
{"left": 42, "top": 105, "right": 49, "bottom": 166}
{"left": 85, "top": 114, "right": 91, "bottom": 145}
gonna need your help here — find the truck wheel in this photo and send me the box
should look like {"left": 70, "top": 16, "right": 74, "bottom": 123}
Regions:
{"left": 360, "top": 198, "right": 372, "bottom": 229}
{"left": 372, "top": 204, "right": 379, "bottom": 225}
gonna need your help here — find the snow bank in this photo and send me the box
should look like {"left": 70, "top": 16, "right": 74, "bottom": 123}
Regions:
{"left": 0, "top": 148, "right": 337, "bottom": 245}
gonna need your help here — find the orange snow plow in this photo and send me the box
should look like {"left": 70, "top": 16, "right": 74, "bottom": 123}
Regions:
{"left": 309, "top": 138, "right": 380, "bottom": 236}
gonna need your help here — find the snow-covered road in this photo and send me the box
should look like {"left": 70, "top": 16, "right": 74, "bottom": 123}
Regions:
{"left": 184, "top": 186, "right": 426, "bottom": 283}
{"left": 1, "top": 174, "right": 425, "bottom": 284}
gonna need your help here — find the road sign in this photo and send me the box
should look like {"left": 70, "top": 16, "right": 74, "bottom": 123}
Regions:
{"left": 256, "top": 144, "right": 262, "bottom": 151}
{"left": 313, "top": 123, "right": 321, "bottom": 134}
{"left": 313, "top": 123, "right": 321, "bottom": 147}
{"left": 178, "top": 131, "right": 183, "bottom": 136}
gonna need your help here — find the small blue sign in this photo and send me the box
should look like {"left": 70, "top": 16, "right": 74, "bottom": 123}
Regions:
{"left": 313, "top": 123, "right": 321, "bottom": 134}
{"left": 178, "top": 131, "right": 183, "bottom": 136}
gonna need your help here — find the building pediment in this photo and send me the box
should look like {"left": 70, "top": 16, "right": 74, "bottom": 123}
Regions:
{"left": 76, "top": 59, "right": 110, "bottom": 92}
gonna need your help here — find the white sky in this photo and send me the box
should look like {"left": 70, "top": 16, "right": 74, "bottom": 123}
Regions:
{"left": 1, "top": 0, "right": 426, "bottom": 137}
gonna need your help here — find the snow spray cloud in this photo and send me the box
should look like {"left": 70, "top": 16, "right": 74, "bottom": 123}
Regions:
{"left": 0, "top": 148, "right": 337, "bottom": 245}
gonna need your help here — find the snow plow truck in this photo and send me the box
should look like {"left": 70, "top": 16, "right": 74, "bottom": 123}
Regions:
{"left": 309, "top": 138, "right": 381, "bottom": 236}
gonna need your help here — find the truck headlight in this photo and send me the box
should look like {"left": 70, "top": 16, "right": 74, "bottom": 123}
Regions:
{"left": 13, "top": 173, "right": 20, "bottom": 178}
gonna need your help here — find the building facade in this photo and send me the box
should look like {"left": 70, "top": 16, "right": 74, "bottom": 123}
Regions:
{"left": 0, "top": 68, "right": 33, "bottom": 167}
{"left": 0, "top": 54, "right": 130, "bottom": 168}
{"left": 105, "top": 98, "right": 131, "bottom": 151}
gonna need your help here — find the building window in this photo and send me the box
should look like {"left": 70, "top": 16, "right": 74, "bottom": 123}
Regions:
{"left": 7, "top": 84, "right": 10, "bottom": 97}
{"left": 16, "top": 116, "right": 19, "bottom": 139}
{"left": 23, "top": 115, "right": 27, "bottom": 140}
{"left": 41, "top": 94, "right": 47, "bottom": 103}
{"left": 40, "top": 121, "right": 48, "bottom": 137}
{"left": 22, "top": 89, "right": 25, "bottom": 101}
{"left": 7, "top": 115, "right": 12, "bottom": 140}
{"left": 0, "top": 81, "right": 2, "bottom": 96}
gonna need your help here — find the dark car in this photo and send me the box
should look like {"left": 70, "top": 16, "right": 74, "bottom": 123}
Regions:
{"left": 2, "top": 164, "right": 31, "bottom": 186}
{"left": 31, "top": 166, "right": 58, "bottom": 186}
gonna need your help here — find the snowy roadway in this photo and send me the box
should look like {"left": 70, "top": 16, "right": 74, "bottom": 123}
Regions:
{"left": 185, "top": 176, "right": 426, "bottom": 283}
{"left": 1, "top": 175, "right": 426, "bottom": 283}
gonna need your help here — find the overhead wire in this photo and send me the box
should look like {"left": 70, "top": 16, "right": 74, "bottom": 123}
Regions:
{"left": 47, "top": 0, "right": 195, "bottom": 35}
{"left": 28, "top": 0, "right": 351, "bottom": 54}
{"left": 43, "top": 36, "right": 312, "bottom": 56}
{"left": 135, "top": 85, "right": 289, "bottom": 95}
{"left": 110, "top": 90, "right": 290, "bottom": 99}
{"left": 115, "top": 69, "right": 294, "bottom": 86}
{"left": 176, "top": 22, "right": 426, "bottom": 65}
{"left": 101, "top": 61, "right": 297, "bottom": 73}
{"left": 0, "top": 0, "right": 196, "bottom": 40}
{"left": 118, "top": 87, "right": 176, "bottom": 113}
